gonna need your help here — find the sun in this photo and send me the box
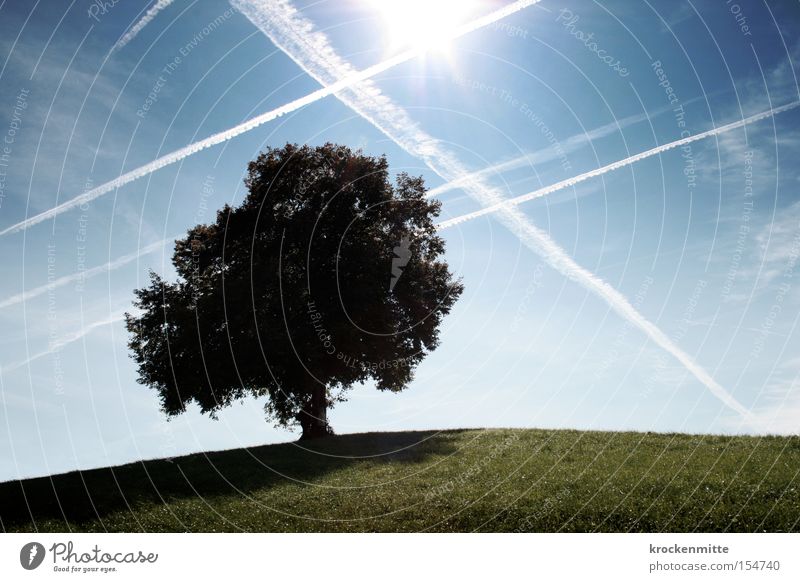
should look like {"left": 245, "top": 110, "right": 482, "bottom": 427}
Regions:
{"left": 369, "top": 0, "right": 481, "bottom": 53}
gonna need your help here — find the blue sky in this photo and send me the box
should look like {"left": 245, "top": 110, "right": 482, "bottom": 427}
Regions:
{"left": 1, "top": 0, "right": 799, "bottom": 481}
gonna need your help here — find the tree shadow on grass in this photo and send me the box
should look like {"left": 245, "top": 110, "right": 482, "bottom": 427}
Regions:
{"left": 0, "top": 430, "right": 463, "bottom": 532}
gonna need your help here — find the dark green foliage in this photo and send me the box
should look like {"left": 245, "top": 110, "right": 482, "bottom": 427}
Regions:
{"left": 125, "top": 143, "right": 463, "bottom": 437}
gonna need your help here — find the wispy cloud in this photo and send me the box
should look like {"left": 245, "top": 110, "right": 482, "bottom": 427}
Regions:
{"left": 727, "top": 367, "right": 800, "bottom": 436}
{"left": 0, "top": 238, "right": 171, "bottom": 310}
{"left": 234, "top": 0, "right": 755, "bottom": 424}
{"left": 0, "top": 0, "right": 541, "bottom": 237}
{"left": 747, "top": 398, "right": 800, "bottom": 435}
{"left": 748, "top": 200, "right": 800, "bottom": 290}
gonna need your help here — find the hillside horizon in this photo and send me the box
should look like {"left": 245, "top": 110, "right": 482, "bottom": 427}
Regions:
{"left": 3, "top": 428, "right": 797, "bottom": 533}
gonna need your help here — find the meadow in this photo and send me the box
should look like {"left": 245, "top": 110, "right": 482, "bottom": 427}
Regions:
{"left": 1, "top": 428, "right": 797, "bottom": 532}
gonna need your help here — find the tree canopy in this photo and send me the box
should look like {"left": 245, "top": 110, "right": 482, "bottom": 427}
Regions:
{"left": 125, "top": 143, "right": 463, "bottom": 438}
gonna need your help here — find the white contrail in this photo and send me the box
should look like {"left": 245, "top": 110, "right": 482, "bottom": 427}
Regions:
{"left": 0, "top": 238, "right": 170, "bottom": 310}
{"left": 437, "top": 100, "right": 800, "bottom": 229}
{"left": 113, "top": 0, "right": 177, "bottom": 53}
{"left": 425, "top": 110, "right": 655, "bottom": 198}
{"left": 0, "top": 0, "right": 540, "bottom": 237}
{"left": 426, "top": 97, "right": 706, "bottom": 199}
{"left": 2, "top": 312, "right": 127, "bottom": 373}
{"left": 236, "top": 0, "right": 754, "bottom": 422}
{"left": 425, "top": 155, "right": 532, "bottom": 198}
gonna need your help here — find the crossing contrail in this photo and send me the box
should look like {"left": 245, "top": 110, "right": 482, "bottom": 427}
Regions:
{"left": 2, "top": 312, "right": 127, "bottom": 373}
{"left": 437, "top": 100, "right": 800, "bottom": 229}
{"left": 0, "top": 238, "right": 171, "bottom": 310}
{"left": 0, "top": 0, "right": 541, "bottom": 237}
{"left": 112, "top": 0, "right": 177, "bottom": 53}
{"left": 425, "top": 109, "right": 659, "bottom": 199}
{"left": 237, "top": 0, "right": 755, "bottom": 423}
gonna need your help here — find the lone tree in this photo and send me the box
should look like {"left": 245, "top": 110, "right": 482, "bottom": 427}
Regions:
{"left": 126, "top": 143, "right": 463, "bottom": 439}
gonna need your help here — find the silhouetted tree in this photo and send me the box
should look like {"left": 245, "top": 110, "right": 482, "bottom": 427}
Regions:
{"left": 126, "top": 143, "right": 463, "bottom": 439}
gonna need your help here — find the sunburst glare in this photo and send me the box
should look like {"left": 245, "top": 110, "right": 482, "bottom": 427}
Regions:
{"left": 368, "top": 0, "right": 481, "bottom": 53}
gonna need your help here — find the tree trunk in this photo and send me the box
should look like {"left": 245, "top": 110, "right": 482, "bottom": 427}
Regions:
{"left": 298, "top": 383, "right": 332, "bottom": 439}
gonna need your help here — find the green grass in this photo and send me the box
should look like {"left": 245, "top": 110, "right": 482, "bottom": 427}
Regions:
{"left": 1, "top": 428, "right": 798, "bottom": 532}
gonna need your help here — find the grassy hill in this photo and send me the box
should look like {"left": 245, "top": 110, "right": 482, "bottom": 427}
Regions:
{"left": 1, "top": 428, "right": 798, "bottom": 532}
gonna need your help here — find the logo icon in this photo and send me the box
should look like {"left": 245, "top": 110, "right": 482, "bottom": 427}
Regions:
{"left": 20, "top": 542, "right": 46, "bottom": 570}
{"left": 390, "top": 235, "right": 411, "bottom": 292}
